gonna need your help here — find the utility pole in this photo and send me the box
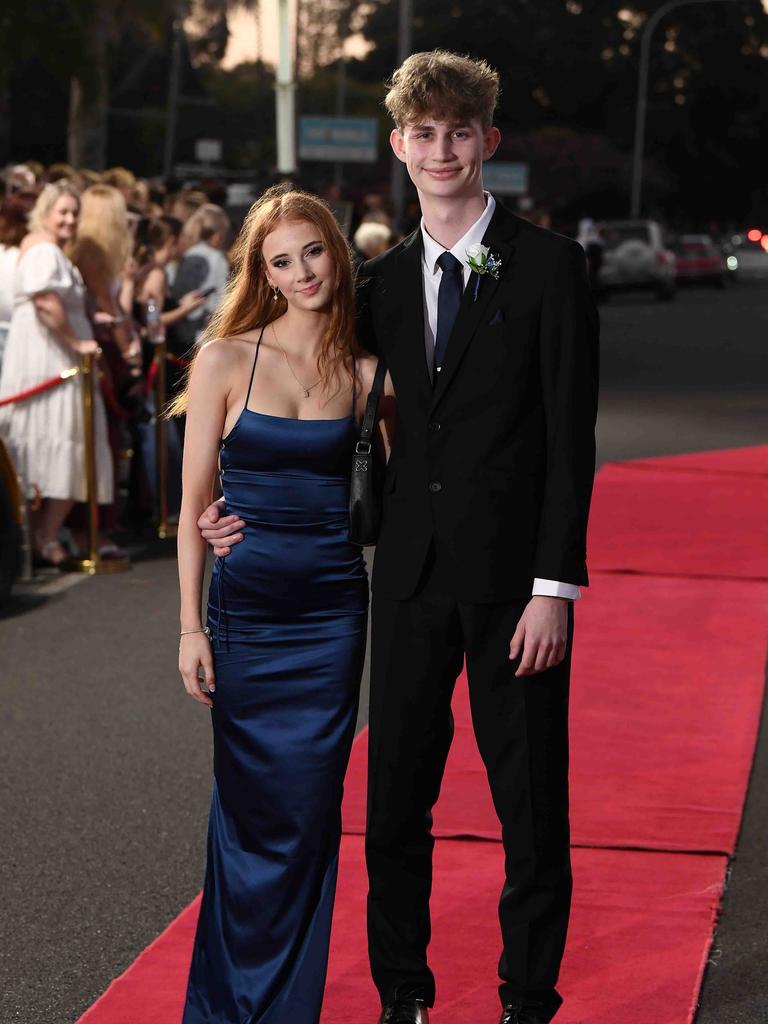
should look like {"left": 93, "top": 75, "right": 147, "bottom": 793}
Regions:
{"left": 390, "top": 0, "right": 413, "bottom": 229}
{"left": 630, "top": 0, "right": 737, "bottom": 217}
{"left": 163, "top": 12, "right": 183, "bottom": 179}
{"left": 334, "top": 8, "right": 352, "bottom": 191}
{"left": 334, "top": 53, "right": 348, "bottom": 189}
{"left": 276, "top": 0, "right": 297, "bottom": 176}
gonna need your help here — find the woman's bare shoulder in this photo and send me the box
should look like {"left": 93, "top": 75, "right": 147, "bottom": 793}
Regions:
{"left": 356, "top": 349, "right": 378, "bottom": 385}
{"left": 194, "top": 337, "right": 249, "bottom": 377}
{"left": 141, "top": 265, "right": 166, "bottom": 292}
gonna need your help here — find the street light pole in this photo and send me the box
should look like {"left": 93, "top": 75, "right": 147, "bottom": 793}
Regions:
{"left": 630, "top": 0, "right": 737, "bottom": 218}
{"left": 276, "top": 0, "right": 297, "bottom": 175}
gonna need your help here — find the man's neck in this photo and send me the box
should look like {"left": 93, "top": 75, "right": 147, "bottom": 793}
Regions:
{"left": 418, "top": 189, "right": 488, "bottom": 250}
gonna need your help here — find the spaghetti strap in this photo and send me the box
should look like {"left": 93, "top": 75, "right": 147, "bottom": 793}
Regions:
{"left": 351, "top": 356, "right": 357, "bottom": 418}
{"left": 243, "top": 326, "right": 265, "bottom": 412}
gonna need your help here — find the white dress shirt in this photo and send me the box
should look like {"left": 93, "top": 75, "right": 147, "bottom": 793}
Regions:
{"left": 419, "top": 194, "right": 581, "bottom": 602}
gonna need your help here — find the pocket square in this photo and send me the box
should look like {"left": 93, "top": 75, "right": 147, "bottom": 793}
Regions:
{"left": 489, "top": 308, "right": 505, "bottom": 326}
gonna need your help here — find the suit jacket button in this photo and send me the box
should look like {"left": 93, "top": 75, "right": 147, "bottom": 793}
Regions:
{"left": 429, "top": 481, "right": 442, "bottom": 493}
{"left": 429, "top": 421, "right": 441, "bottom": 432}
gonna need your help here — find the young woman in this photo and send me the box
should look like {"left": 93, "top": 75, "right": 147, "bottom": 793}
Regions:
{"left": 132, "top": 216, "right": 205, "bottom": 331}
{"left": 174, "top": 185, "right": 393, "bottom": 1024}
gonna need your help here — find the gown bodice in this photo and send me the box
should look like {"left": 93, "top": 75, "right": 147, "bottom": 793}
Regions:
{"left": 219, "top": 408, "right": 358, "bottom": 525}
{"left": 207, "top": 330, "right": 368, "bottom": 638}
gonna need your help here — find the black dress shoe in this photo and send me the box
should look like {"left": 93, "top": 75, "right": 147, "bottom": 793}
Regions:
{"left": 378, "top": 999, "right": 430, "bottom": 1024}
{"left": 500, "top": 1006, "right": 522, "bottom": 1024}
{"left": 499, "top": 1006, "right": 545, "bottom": 1024}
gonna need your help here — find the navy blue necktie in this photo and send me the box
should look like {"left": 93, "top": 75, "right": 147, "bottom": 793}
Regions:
{"left": 433, "top": 251, "right": 463, "bottom": 379}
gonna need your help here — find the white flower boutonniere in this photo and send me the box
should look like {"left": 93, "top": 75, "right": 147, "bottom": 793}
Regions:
{"left": 466, "top": 243, "right": 502, "bottom": 300}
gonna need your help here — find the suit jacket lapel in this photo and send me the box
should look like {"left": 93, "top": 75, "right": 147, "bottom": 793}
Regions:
{"left": 430, "top": 204, "right": 519, "bottom": 411}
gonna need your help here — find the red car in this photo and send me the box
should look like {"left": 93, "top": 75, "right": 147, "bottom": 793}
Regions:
{"left": 673, "top": 234, "right": 726, "bottom": 288}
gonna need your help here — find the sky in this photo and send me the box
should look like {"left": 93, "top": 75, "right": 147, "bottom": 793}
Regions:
{"left": 222, "top": 2, "right": 367, "bottom": 69}
{"left": 222, "top": 3, "right": 286, "bottom": 68}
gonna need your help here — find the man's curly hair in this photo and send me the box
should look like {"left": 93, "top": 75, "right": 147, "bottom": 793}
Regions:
{"left": 384, "top": 50, "right": 500, "bottom": 131}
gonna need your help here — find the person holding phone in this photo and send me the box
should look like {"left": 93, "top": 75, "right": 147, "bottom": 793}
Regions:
{"left": 171, "top": 204, "right": 231, "bottom": 349}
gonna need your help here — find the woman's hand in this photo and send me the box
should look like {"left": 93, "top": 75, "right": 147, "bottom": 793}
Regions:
{"left": 179, "top": 632, "right": 216, "bottom": 708}
{"left": 178, "top": 290, "right": 207, "bottom": 314}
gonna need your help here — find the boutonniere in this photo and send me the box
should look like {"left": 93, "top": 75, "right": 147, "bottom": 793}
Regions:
{"left": 466, "top": 244, "right": 502, "bottom": 301}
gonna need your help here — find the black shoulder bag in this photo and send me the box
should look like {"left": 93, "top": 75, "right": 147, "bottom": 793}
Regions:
{"left": 349, "top": 358, "right": 387, "bottom": 546}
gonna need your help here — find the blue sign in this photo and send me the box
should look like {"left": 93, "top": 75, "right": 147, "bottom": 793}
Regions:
{"left": 482, "top": 162, "right": 529, "bottom": 196}
{"left": 299, "top": 117, "right": 378, "bottom": 163}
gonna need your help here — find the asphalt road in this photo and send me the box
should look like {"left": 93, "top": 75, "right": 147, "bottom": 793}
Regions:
{"left": 1, "top": 279, "right": 766, "bottom": 1024}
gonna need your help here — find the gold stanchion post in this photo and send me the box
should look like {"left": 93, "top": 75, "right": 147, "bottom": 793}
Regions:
{"left": 155, "top": 338, "right": 176, "bottom": 539}
{"left": 148, "top": 300, "right": 176, "bottom": 540}
{"left": 72, "top": 352, "right": 130, "bottom": 575}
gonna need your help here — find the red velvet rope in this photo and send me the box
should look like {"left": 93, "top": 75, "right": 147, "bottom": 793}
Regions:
{"left": 145, "top": 360, "right": 159, "bottom": 395}
{"left": 99, "top": 373, "right": 131, "bottom": 421}
{"left": 0, "top": 367, "right": 79, "bottom": 407}
{"left": 145, "top": 352, "right": 191, "bottom": 397}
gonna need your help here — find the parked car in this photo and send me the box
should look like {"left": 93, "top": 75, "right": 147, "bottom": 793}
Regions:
{"left": 0, "top": 435, "right": 22, "bottom": 603}
{"left": 726, "top": 232, "right": 768, "bottom": 280}
{"left": 672, "top": 234, "right": 726, "bottom": 288}
{"left": 597, "top": 219, "right": 676, "bottom": 301}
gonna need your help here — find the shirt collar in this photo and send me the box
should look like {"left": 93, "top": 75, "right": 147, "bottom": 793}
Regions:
{"left": 421, "top": 193, "right": 497, "bottom": 275}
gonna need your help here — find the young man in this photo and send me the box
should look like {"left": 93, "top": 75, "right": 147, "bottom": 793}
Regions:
{"left": 357, "top": 52, "right": 598, "bottom": 1024}
{"left": 201, "top": 50, "right": 598, "bottom": 1024}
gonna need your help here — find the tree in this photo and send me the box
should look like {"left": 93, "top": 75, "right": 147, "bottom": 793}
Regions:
{"left": 0, "top": 0, "right": 251, "bottom": 171}
{"left": 343, "top": 0, "right": 768, "bottom": 220}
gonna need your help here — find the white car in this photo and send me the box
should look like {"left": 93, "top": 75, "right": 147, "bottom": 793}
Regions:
{"left": 598, "top": 220, "right": 677, "bottom": 301}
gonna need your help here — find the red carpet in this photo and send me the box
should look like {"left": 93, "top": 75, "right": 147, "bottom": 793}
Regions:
{"left": 77, "top": 897, "right": 200, "bottom": 1024}
{"left": 588, "top": 462, "right": 768, "bottom": 580}
{"left": 77, "top": 838, "right": 726, "bottom": 1024}
{"left": 322, "top": 838, "right": 726, "bottom": 1024}
{"left": 76, "top": 446, "right": 768, "bottom": 1024}
{"left": 343, "top": 575, "right": 768, "bottom": 854}
{"left": 625, "top": 444, "right": 768, "bottom": 477}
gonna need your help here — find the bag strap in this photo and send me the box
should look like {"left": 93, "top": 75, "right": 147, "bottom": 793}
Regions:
{"left": 355, "top": 358, "right": 387, "bottom": 455}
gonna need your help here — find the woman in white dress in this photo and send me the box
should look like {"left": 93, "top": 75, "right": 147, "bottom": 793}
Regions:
{"left": 0, "top": 201, "right": 27, "bottom": 367}
{"left": 0, "top": 181, "right": 113, "bottom": 566}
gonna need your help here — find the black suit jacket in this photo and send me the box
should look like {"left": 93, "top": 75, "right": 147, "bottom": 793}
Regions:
{"left": 357, "top": 201, "right": 599, "bottom": 603}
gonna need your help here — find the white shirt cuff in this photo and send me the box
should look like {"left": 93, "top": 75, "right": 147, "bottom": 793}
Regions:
{"left": 532, "top": 578, "right": 581, "bottom": 601}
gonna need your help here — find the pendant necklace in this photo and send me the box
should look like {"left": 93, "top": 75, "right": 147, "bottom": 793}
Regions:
{"left": 272, "top": 323, "right": 321, "bottom": 398}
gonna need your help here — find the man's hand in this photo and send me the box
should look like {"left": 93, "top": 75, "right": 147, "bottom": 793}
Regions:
{"left": 198, "top": 498, "right": 245, "bottom": 557}
{"left": 509, "top": 596, "right": 568, "bottom": 677}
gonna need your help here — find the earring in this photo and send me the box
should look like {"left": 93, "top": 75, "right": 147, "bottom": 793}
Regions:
{"left": 272, "top": 285, "right": 280, "bottom": 301}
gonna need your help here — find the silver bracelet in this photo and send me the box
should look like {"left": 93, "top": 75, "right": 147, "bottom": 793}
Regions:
{"left": 179, "top": 626, "right": 211, "bottom": 639}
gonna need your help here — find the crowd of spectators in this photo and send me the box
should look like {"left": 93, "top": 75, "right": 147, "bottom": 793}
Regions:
{"left": 0, "top": 162, "right": 232, "bottom": 567}
{"left": 0, "top": 162, "right": 403, "bottom": 570}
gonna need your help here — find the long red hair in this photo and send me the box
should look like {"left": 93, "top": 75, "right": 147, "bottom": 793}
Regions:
{"left": 169, "top": 185, "right": 357, "bottom": 415}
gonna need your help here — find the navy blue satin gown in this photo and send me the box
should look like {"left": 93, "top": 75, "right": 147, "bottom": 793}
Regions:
{"left": 183, "top": 333, "right": 368, "bottom": 1024}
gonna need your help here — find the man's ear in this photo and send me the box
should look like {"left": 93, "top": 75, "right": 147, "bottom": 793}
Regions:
{"left": 483, "top": 126, "right": 501, "bottom": 161}
{"left": 389, "top": 128, "right": 408, "bottom": 164}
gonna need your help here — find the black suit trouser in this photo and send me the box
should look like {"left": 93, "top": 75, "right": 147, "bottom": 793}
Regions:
{"left": 366, "top": 548, "right": 573, "bottom": 1019}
